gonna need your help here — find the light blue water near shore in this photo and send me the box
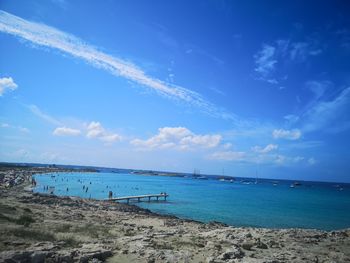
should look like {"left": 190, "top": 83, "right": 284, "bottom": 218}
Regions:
{"left": 33, "top": 172, "right": 350, "bottom": 230}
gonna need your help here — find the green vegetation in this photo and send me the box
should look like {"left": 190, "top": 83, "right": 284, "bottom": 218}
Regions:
{"left": 6, "top": 227, "right": 56, "bottom": 242}
{"left": 16, "top": 215, "right": 35, "bottom": 226}
{"left": 0, "top": 213, "right": 35, "bottom": 226}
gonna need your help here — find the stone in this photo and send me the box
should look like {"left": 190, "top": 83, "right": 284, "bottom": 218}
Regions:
{"left": 79, "top": 249, "right": 112, "bottom": 263}
{"left": 219, "top": 247, "right": 245, "bottom": 260}
{"left": 31, "top": 251, "right": 48, "bottom": 263}
{"left": 242, "top": 243, "right": 254, "bottom": 250}
{"left": 256, "top": 242, "right": 268, "bottom": 249}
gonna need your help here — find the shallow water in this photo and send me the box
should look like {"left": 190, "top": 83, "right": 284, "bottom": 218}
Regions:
{"left": 33, "top": 172, "right": 350, "bottom": 230}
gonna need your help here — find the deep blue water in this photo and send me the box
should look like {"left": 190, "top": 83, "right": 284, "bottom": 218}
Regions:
{"left": 33, "top": 172, "right": 350, "bottom": 231}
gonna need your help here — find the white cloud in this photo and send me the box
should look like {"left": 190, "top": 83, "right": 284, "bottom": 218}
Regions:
{"left": 0, "top": 10, "right": 233, "bottom": 120}
{"left": 252, "top": 144, "right": 278, "bottom": 153}
{"left": 272, "top": 129, "right": 301, "bottom": 140}
{"left": 18, "top": 127, "right": 30, "bottom": 133}
{"left": 209, "top": 151, "right": 245, "bottom": 161}
{"left": 131, "top": 127, "right": 221, "bottom": 151}
{"left": 86, "top": 121, "right": 121, "bottom": 143}
{"left": 0, "top": 77, "right": 17, "bottom": 96}
{"left": 1, "top": 123, "right": 10, "bottom": 128}
{"left": 53, "top": 126, "right": 81, "bottom": 136}
{"left": 86, "top": 121, "right": 105, "bottom": 138}
{"left": 28, "top": 104, "right": 62, "bottom": 125}
{"left": 293, "top": 156, "right": 305, "bottom": 162}
{"left": 254, "top": 44, "right": 277, "bottom": 78}
{"left": 100, "top": 134, "right": 122, "bottom": 143}
{"left": 308, "top": 157, "right": 317, "bottom": 165}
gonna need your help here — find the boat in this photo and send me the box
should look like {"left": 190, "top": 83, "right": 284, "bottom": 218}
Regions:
{"left": 290, "top": 181, "right": 302, "bottom": 188}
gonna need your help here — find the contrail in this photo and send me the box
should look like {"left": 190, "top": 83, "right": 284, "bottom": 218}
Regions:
{"left": 0, "top": 10, "right": 235, "bottom": 121}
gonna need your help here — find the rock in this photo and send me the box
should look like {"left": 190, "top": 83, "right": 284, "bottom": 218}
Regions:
{"left": 57, "top": 252, "right": 74, "bottom": 263}
{"left": 268, "top": 240, "right": 280, "bottom": 248}
{"left": 225, "top": 233, "right": 235, "bottom": 240}
{"left": 245, "top": 233, "right": 252, "bottom": 238}
{"left": 256, "top": 241, "right": 268, "bottom": 249}
{"left": 206, "top": 256, "right": 216, "bottom": 263}
{"left": 219, "top": 247, "right": 245, "bottom": 260}
{"left": 0, "top": 250, "right": 32, "bottom": 262}
{"left": 31, "top": 251, "right": 48, "bottom": 263}
{"left": 242, "top": 243, "right": 254, "bottom": 250}
{"left": 79, "top": 249, "right": 112, "bottom": 263}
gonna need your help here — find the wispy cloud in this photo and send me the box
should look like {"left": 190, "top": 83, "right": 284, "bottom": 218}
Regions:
{"left": 0, "top": 77, "right": 17, "bottom": 96}
{"left": 302, "top": 87, "right": 350, "bottom": 133}
{"left": 254, "top": 38, "right": 322, "bottom": 84}
{"left": 0, "top": 10, "right": 232, "bottom": 120}
{"left": 28, "top": 104, "right": 62, "bottom": 126}
{"left": 305, "top": 80, "right": 332, "bottom": 101}
{"left": 53, "top": 126, "right": 81, "bottom": 136}
{"left": 0, "top": 122, "right": 29, "bottom": 133}
{"left": 252, "top": 144, "right": 278, "bottom": 154}
{"left": 254, "top": 44, "right": 277, "bottom": 82}
{"left": 272, "top": 129, "right": 302, "bottom": 140}
{"left": 131, "top": 127, "right": 222, "bottom": 151}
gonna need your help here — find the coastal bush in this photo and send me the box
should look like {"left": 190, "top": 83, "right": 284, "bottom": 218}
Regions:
{"left": 55, "top": 233, "right": 80, "bottom": 247}
{"left": 124, "top": 228, "right": 136, "bottom": 237}
{"left": 0, "top": 213, "right": 35, "bottom": 227}
{"left": 172, "top": 237, "right": 206, "bottom": 248}
{"left": 151, "top": 241, "right": 173, "bottom": 250}
{"left": 71, "top": 223, "right": 102, "bottom": 238}
{"left": 8, "top": 227, "right": 55, "bottom": 241}
{"left": 23, "top": 207, "right": 32, "bottom": 213}
{"left": 16, "top": 215, "right": 35, "bottom": 226}
{"left": 0, "top": 213, "right": 11, "bottom": 222}
{"left": 0, "top": 204, "right": 17, "bottom": 214}
{"left": 55, "top": 223, "right": 72, "bottom": 233}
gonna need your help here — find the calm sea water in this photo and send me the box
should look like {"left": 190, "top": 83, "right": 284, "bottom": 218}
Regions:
{"left": 33, "top": 172, "right": 350, "bottom": 231}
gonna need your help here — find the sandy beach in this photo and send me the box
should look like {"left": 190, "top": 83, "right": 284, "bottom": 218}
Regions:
{"left": 1, "top": 167, "right": 350, "bottom": 263}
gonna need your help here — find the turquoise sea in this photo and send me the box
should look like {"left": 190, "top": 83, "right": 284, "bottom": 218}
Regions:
{"left": 33, "top": 172, "right": 350, "bottom": 231}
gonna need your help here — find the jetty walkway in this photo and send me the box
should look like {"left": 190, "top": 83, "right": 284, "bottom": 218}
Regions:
{"left": 107, "top": 193, "right": 169, "bottom": 203}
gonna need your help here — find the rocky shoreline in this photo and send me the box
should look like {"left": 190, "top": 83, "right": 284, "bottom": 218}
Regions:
{"left": 0, "top": 167, "right": 350, "bottom": 262}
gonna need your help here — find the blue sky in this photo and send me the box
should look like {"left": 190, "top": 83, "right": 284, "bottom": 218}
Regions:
{"left": 1, "top": 0, "right": 350, "bottom": 182}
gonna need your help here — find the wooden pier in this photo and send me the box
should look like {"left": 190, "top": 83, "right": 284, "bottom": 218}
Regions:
{"left": 107, "top": 193, "right": 169, "bottom": 203}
